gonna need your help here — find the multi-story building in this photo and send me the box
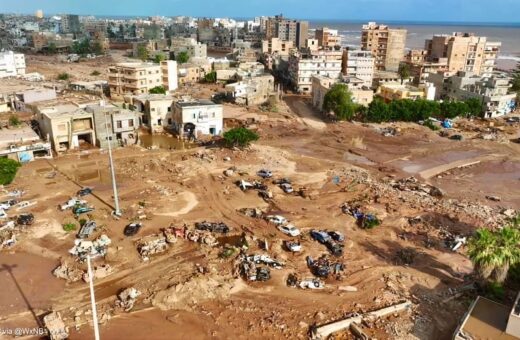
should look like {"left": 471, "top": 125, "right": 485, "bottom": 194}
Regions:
{"left": 61, "top": 14, "right": 81, "bottom": 34}
{"left": 108, "top": 62, "right": 176, "bottom": 96}
{"left": 131, "top": 94, "right": 175, "bottom": 133}
{"left": 171, "top": 37, "right": 207, "bottom": 59}
{"left": 0, "top": 125, "right": 52, "bottom": 162}
{"left": 266, "top": 15, "right": 309, "bottom": 49}
{"left": 424, "top": 33, "right": 500, "bottom": 77}
{"left": 0, "top": 51, "right": 25, "bottom": 78}
{"left": 361, "top": 22, "right": 407, "bottom": 72}
{"left": 86, "top": 104, "right": 139, "bottom": 148}
{"left": 261, "top": 38, "right": 294, "bottom": 56}
{"left": 341, "top": 49, "right": 374, "bottom": 88}
{"left": 177, "top": 63, "right": 209, "bottom": 85}
{"left": 315, "top": 27, "right": 342, "bottom": 49}
{"left": 225, "top": 74, "right": 276, "bottom": 106}
{"left": 37, "top": 104, "right": 96, "bottom": 153}
{"left": 312, "top": 75, "right": 374, "bottom": 113}
{"left": 289, "top": 50, "right": 343, "bottom": 94}
{"left": 161, "top": 60, "right": 178, "bottom": 92}
{"left": 377, "top": 83, "right": 436, "bottom": 102}
{"left": 428, "top": 71, "right": 516, "bottom": 117}
{"left": 172, "top": 98, "right": 223, "bottom": 137}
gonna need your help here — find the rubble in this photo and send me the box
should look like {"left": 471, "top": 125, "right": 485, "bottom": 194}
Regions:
{"left": 69, "top": 234, "right": 112, "bottom": 260}
{"left": 115, "top": 287, "right": 141, "bottom": 312}
{"left": 43, "top": 312, "right": 68, "bottom": 340}
{"left": 238, "top": 207, "right": 264, "bottom": 218}
{"left": 136, "top": 234, "right": 168, "bottom": 260}
{"left": 390, "top": 176, "right": 444, "bottom": 198}
{"left": 82, "top": 264, "right": 113, "bottom": 282}
{"left": 53, "top": 262, "right": 84, "bottom": 282}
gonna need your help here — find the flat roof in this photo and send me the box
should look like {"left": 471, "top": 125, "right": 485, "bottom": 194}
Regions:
{"left": 458, "top": 296, "right": 517, "bottom": 340}
{"left": 112, "top": 62, "right": 160, "bottom": 69}
{"left": 0, "top": 125, "right": 40, "bottom": 147}
{"left": 40, "top": 104, "right": 91, "bottom": 118}
{"left": 176, "top": 99, "right": 217, "bottom": 107}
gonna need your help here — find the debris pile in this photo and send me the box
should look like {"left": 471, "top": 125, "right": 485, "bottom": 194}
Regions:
{"left": 136, "top": 234, "right": 168, "bottom": 260}
{"left": 82, "top": 264, "right": 113, "bottom": 282}
{"left": 69, "top": 234, "right": 112, "bottom": 260}
{"left": 43, "top": 312, "right": 69, "bottom": 340}
{"left": 53, "top": 262, "right": 84, "bottom": 282}
{"left": 390, "top": 177, "right": 444, "bottom": 198}
{"left": 115, "top": 287, "right": 141, "bottom": 312}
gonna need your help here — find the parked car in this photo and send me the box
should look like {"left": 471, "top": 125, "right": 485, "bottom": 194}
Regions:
{"left": 124, "top": 223, "right": 142, "bottom": 236}
{"left": 280, "top": 183, "right": 294, "bottom": 193}
{"left": 257, "top": 169, "right": 273, "bottom": 178}
{"left": 278, "top": 224, "right": 301, "bottom": 237}
{"left": 78, "top": 221, "right": 96, "bottom": 239}
{"left": 0, "top": 200, "right": 17, "bottom": 210}
{"left": 73, "top": 205, "right": 94, "bottom": 215}
{"left": 285, "top": 240, "right": 302, "bottom": 252}
{"left": 237, "top": 180, "right": 254, "bottom": 191}
{"left": 17, "top": 213, "right": 34, "bottom": 225}
{"left": 77, "top": 187, "right": 93, "bottom": 197}
{"left": 265, "top": 215, "right": 287, "bottom": 225}
{"left": 328, "top": 231, "right": 345, "bottom": 242}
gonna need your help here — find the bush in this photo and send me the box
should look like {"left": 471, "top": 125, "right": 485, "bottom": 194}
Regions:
{"left": 79, "top": 218, "right": 87, "bottom": 226}
{"left": 484, "top": 281, "right": 505, "bottom": 301}
{"left": 9, "top": 115, "right": 21, "bottom": 126}
{"left": 149, "top": 86, "right": 166, "bottom": 94}
{"left": 204, "top": 71, "right": 217, "bottom": 83}
{"left": 175, "top": 51, "right": 189, "bottom": 64}
{"left": 323, "top": 84, "right": 359, "bottom": 121}
{"left": 57, "top": 73, "right": 70, "bottom": 81}
{"left": 423, "top": 119, "right": 440, "bottom": 131}
{"left": 90, "top": 70, "right": 101, "bottom": 76}
{"left": 63, "top": 223, "right": 77, "bottom": 232}
{"left": 223, "top": 127, "right": 259, "bottom": 148}
{"left": 0, "top": 158, "right": 21, "bottom": 185}
{"left": 359, "top": 215, "right": 381, "bottom": 229}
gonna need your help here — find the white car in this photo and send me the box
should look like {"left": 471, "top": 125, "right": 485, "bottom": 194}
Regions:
{"left": 278, "top": 224, "right": 301, "bottom": 237}
{"left": 299, "top": 278, "right": 325, "bottom": 290}
{"left": 265, "top": 215, "right": 287, "bottom": 225}
{"left": 257, "top": 169, "right": 273, "bottom": 178}
{"left": 280, "top": 183, "right": 294, "bottom": 193}
{"left": 285, "top": 240, "right": 302, "bottom": 252}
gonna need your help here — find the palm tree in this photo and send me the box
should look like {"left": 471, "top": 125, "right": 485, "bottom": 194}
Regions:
{"left": 468, "top": 227, "right": 520, "bottom": 283}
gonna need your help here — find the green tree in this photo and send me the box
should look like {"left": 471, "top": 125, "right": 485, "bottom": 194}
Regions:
{"left": 0, "top": 158, "right": 21, "bottom": 185}
{"left": 323, "top": 84, "right": 359, "bottom": 121}
{"left": 72, "top": 38, "right": 91, "bottom": 56}
{"left": 364, "top": 98, "right": 390, "bottom": 122}
{"left": 440, "top": 100, "right": 470, "bottom": 119}
{"left": 149, "top": 86, "right": 166, "bottom": 94}
{"left": 90, "top": 70, "right": 101, "bottom": 76}
{"left": 465, "top": 98, "right": 483, "bottom": 117}
{"left": 176, "top": 51, "right": 190, "bottom": 64}
{"left": 468, "top": 227, "right": 520, "bottom": 284}
{"left": 57, "top": 72, "right": 70, "bottom": 81}
{"left": 91, "top": 41, "right": 103, "bottom": 55}
{"left": 154, "top": 53, "right": 166, "bottom": 64}
{"left": 136, "top": 45, "right": 149, "bottom": 61}
{"left": 398, "top": 63, "right": 411, "bottom": 85}
{"left": 204, "top": 71, "right": 217, "bottom": 83}
{"left": 223, "top": 127, "right": 259, "bottom": 148}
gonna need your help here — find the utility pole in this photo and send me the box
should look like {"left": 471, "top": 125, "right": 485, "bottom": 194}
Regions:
{"left": 86, "top": 255, "right": 100, "bottom": 340}
{"left": 103, "top": 113, "right": 121, "bottom": 216}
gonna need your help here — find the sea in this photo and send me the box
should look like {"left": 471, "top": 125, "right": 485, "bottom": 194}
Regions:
{"left": 309, "top": 20, "right": 520, "bottom": 70}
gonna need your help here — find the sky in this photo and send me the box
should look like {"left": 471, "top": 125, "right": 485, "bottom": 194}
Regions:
{"left": 1, "top": 0, "right": 519, "bottom": 24}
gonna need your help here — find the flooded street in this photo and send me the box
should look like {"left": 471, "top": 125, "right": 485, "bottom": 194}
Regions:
{"left": 138, "top": 133, "right": 194, "bottom": 150}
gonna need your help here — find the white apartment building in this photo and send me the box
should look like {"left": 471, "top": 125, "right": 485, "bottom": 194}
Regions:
{"left": 343, "top": 50, "right": 375, "bottom": 88}
{"left": 172, "top": 99, "right": 223, "bottom": 137}
{"left": 289, "top": 50, "right": 343, "bottom": 94}
{"left": 0, "top": 51, "right": 26, "bottom": 78}
{"left": 108, "top": 62, "right": 177, "bottom": 96}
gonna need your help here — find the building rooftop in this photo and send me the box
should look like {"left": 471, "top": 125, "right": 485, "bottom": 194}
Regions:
{"left": 176, "top": 99, "right": 217, "bottom": 107}
{"left": 456, "top": 296, "right": 517, "bottom": 340}
{"left": 0, "top": 125, "right": 40, "bottom": 148}
{"left": 133, "top": 93, "right": 175, "bottom": 102}
{"left": 112, "top": 62, "right": 161, "bottom": 69}
{"left": 39, "top": 104, "right": 91, "bottom": 119}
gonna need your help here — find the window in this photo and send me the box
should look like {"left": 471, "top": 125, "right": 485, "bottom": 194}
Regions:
{"left": 151, "top": 108, "right": 155, "bottom": 112}
{"left": 128, "top": 119, "right": 134, "bottom": 127}
{"left": 193, "top": 113, "right": 196, "bottom": 119}
{"left": 116, "top": 121, "right": 122, "bottom": 129}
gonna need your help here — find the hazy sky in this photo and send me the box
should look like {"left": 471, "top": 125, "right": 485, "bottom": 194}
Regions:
{"left": 1, "top": 0, "right": 519, "bottom": 23}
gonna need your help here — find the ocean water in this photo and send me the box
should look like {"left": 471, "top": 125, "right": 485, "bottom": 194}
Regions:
{"left": 309, "top": 20, "right": 520, "bottom": 64}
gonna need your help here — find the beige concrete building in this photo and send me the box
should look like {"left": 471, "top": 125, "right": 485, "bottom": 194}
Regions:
{"left": 225, "top": 74, "right": 276, "bottom": 106}
{"left": 266, "top": 15, "right": 309, "bottom": 49}
{"left": 312, "top": 75, "right": 374, "bottom": 113}
{"left": 361, "top": 22, "right": 407, "bottom": 72}
{"left": 37, "top": 104, "right": 96, "bottom": 154}
{"left": 377, "top": 83, "right": 436, "bottom": 102}
{"left": 131, "top": 94, "right": 175, "bottom": 133}
{"left": 425, "top": 33, "right": 500, "bottom": 77}
{"left": 108, "top": 63, "right": 163, "bottom": 96}
{"left": 261, "top": 38, "right": 294, "bottom": 56}
{"left": 315, "top": 27, "right": 342, "bottom": 49}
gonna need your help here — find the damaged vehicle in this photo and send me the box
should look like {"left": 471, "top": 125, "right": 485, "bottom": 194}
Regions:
{"left": 73, "top": 205, "right": 94, "bottom": 216}
{"left": 124, "top": 223, "right": 142, "bottom": 236}
{"left": 265, "top": 215, "right": 287, "bottom": 225}
{"left": 247, "top": 254, "right": 284, "bottom": 269}
{"left": 280, "top": 183, "right": 294, "bottom": 194}
{"left": 60, "top": 197, "right": 86, "bottom": 211}
{"left": 278, "top": 224, "right": 301, "bottom": 237}
{"left": 69, "top": 234, "right": 111, "bottom": 260}
{"left": 17, "top": 213, "right": 34, "bottom": 225}
{"left": 77, "top": 187, "right": 93, "bottom": 197}
{"left": 137, "top": 234, "right": 168, "bottom": 259}
{"left": 77, "top": 220, "right": 96, "bottom": 239}
{"left": 310, "top": 229, "right": 344, "bottom": 256}
{"left": 284, "top": 240, "right": 302, "bottom": 252}
{"left": 257, "top": 169, "right": 273, "bottom": 179}
{"left": 0, "top": 199, "right": 17, "bottom": 210}
{"left": 306, "top": 255, "right": 345, "bottom": 278}
{"left": 299, "top": 278, "right": 325, "bottom": 290}
{"left": 237, "top": 180, "right": 267, "bottom": 191}
{"left": 273, "top": 178, "right": 291, "bottom": 185}
{"left": 195, "top": 221, "right": 230, "bottom": 234}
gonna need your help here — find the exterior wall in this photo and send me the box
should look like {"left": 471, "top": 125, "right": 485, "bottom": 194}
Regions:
{"left": 377, "top": 84, "right": 429, "bottom": 102}
{"left": 312, "top": 76, "right": 373, "bottom": 112}
{"left": 108, "top": 63, "right": 163, "bottom": 96}
{"left": 146, "top": 99, "right": 174, "bottom": 133}
{"left": 289, "top": 52, "right": 342, "bottom": 94}
{"left": 173, "top": 103, "right": 223, "bottom": 137}
{"left": 261, "top": 38, "right": 293, "bottom": 56}
{"left": 161, "top": 60, "right": 178, "bottom": 91}
{"left": 88, "top": 106, "right": 139, "bottom": 148}
{"left": 225, "top": 74, "right": 275, "bottom": 106}
{"left": 343, "top": 50, "right": 375, "bottom": 88}
{"left": 178, "top": 65, "right": 205, "bottom": 85}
